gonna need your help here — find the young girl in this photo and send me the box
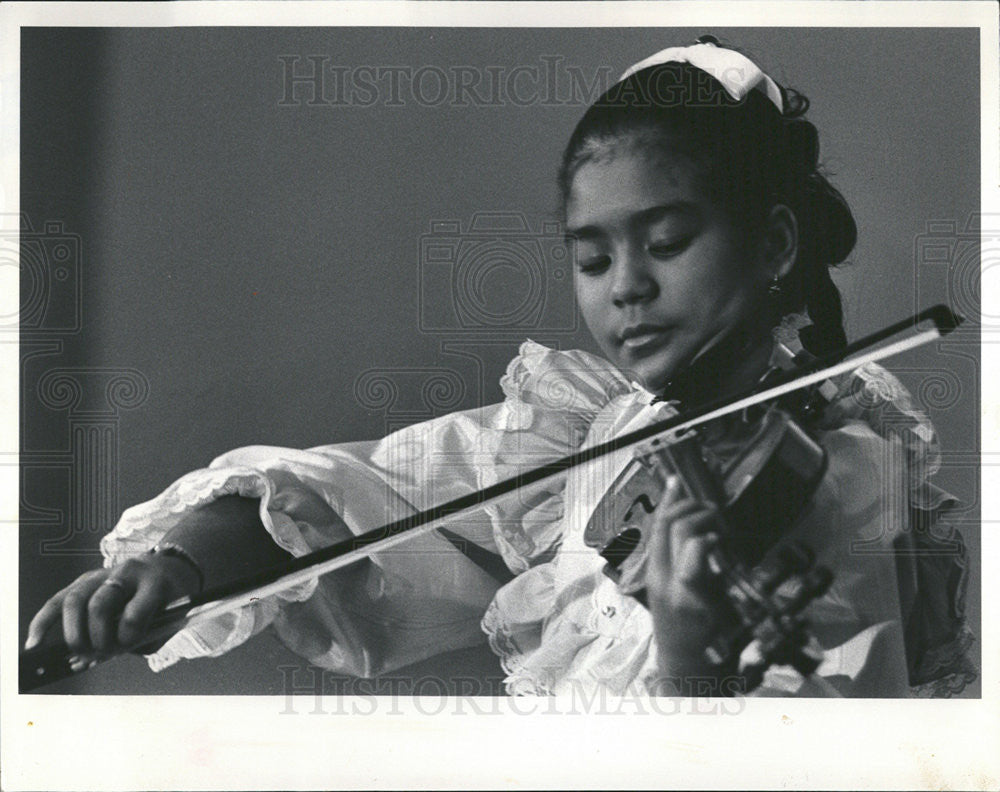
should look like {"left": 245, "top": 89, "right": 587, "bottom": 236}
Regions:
{"left": 25, "top": 38, "right": 975, "bottom": 697}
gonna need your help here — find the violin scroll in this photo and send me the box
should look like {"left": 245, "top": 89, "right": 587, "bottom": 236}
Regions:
{"left": 706, "top": 542, "right": 834, "bottom": 690}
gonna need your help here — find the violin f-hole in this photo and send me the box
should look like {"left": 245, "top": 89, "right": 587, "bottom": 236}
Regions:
{"left": 623, "top": 493, "right": 656, "bottom": 522}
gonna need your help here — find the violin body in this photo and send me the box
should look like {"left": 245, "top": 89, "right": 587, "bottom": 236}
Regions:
{"left": 583, "top": 405, "right": 833, "bottom": 687}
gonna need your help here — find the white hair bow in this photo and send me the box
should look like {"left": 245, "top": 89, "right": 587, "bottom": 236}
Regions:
{"left": 618, "top": 41, "right": 784, "bottom": 112}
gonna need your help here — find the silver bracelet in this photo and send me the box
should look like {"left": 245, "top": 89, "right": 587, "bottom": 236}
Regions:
{"left": 149, "top": 542, "right": 205, "bottom": 592}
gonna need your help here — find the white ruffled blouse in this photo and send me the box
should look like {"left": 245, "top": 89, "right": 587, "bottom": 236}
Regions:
{"left": 101, "top": 336, "right": 976, "bottom": 697}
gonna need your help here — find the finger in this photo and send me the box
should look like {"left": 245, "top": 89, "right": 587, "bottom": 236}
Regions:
{"left": 650, "top": 475, "right": 711, "bottom": 532}
{"left": 646, "top": 507, "right": 722, "bottom": 606}
{"left": 88, "top": 578, "right": 133, "bottom": 654}
{"left": 648, "top": 497, "right": 718, "bottom": 566}
{"left": 669, "top": 507, "right": 722, "bottom": 567}
{"left": 62, "top": 580, "right": 104, "bottom": 655}
{"left": 651, "top": 497, "right": 704, "bottom": 533}
{"left": 117, "top": 575, "right": 169, "bottom": 648}
{"left": 660, "top": 473, "right": 682, "bottom": 503}
{"left": 646, "top": 513, "right": 673, "bottom": 602}
{"left": 68, "top": 655, "right": 99, "bottom": 673}
{"left": 644, "top": 499, "right": 709, "bottom": 589}
{"left": 673, "top": 532, "right": 721, "bottom": 586}
{"left": 26, "top": 590, "right": 70, "bottom": 649}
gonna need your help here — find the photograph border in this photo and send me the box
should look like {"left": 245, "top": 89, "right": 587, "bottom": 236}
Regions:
{"left": 2, "top": 2, "right": 998, "bottom": 790}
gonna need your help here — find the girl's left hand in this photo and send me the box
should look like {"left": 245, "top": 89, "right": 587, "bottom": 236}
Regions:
{"left": 645, "top": 476, "right": 735, "bottom": 691}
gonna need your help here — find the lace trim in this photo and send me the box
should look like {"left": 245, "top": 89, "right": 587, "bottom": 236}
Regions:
{"left": 146, "top": 602, "right": 280, "bottom": 672}
{"left": 909, "top": 624, "right": 978, "bottom": 696}
{"left": 911, "top": 668, "right": 978, "bottom": 698}
{"left": 146, "top": 609, "right": 252, "bottom": 672}
{"left": 480, "top": 327, "right": 978, "bottom": 697}
{"left": 101, "top": 467, "right": 270, "bottom": 563}
{"left": 103, "top": 465, "right": 316, "bottom": 590}
{"left": 102, "top": 465, "right": 319, "bottom": 672}
{"left": 481, "top": 602, "right": 549, "bottom": 695}
{"left": 486, "top": 341, "right": 635, "bottom": 576}
{"left": 499, "top": 339, "right": 633, "bottom": 416}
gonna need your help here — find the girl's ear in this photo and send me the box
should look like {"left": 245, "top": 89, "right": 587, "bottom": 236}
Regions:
{"left": 758, "top": 204, "right": 798, "bottom": 282}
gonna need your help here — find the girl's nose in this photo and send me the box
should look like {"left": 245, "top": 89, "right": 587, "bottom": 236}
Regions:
{"left": 610, "top": 253, "right": 658, "bottom": 306}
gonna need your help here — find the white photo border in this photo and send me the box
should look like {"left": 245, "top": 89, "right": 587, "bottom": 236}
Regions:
{"left": 1, "top": 2, "right": 998, "bottom": 790}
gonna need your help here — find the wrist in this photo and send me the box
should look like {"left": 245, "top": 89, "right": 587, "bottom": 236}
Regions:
{"left": 149, "top": 542, "right": 205, "bottom": 593}
{"left": 157, "top": 497, "right": 291, "bottom": 587}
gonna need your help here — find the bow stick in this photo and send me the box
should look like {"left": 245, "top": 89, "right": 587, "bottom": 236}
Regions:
{"left": 20, "top": 305, "right": 960, "bottom": 691}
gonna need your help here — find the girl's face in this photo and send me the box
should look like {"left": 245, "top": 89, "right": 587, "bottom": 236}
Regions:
{"left": 566, "top": 144, "right": 770, "bottom": 392}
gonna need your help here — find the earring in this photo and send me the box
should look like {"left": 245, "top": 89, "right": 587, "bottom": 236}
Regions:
{"left": 768, "top": 274, "right": 782, "bottom": 296}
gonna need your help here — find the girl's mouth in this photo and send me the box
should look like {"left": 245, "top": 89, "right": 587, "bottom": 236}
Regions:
{"left": 619, "top": 324, "right": 672, "bottom": 351}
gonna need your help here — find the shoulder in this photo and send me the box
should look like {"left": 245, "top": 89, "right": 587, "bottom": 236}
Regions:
{"left": 820, "top": 362, "right": 936, "bottom": 444}
{"left": 816, "top": 361, "right": 955, "bottom": 510}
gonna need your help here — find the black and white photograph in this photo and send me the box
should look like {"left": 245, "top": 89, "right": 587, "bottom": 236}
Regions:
{"left": 3, "top": 1, "right": 998, "bottom": 789}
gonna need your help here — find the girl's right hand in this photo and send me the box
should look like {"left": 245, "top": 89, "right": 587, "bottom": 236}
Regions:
{"left": 24, "top": 553, "right": 203, "bottom": 669}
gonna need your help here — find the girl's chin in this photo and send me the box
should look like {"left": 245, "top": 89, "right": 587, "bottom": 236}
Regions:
{"left": 616, "top": 352, "right": 679, "bottom": 394}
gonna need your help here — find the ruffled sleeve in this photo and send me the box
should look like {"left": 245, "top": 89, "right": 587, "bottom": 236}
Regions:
{"left": 813, "top": 362, "right": 978, "bottom": 695}
{"left": 483, "top": 340, "right": 634, "bottom": 574}
{"left": 101, "top": 434, "right": 503, "bottom": 675}
{"left": 101, "top": 460, "right": 337, "bottom": 671}
{"left": 99, "top": 340, "right": 632, "bottom": 678}
{"left": 735, "top": 361, "right": 976, "bottom": 697}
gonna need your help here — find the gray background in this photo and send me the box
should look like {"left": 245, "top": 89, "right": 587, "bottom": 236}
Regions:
{"left": 19, "top": 27, "right": 981, "bottom": 694}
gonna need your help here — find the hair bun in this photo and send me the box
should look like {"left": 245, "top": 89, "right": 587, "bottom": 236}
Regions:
{"left": 778, "top": 117, "right": 855, "bottom": 266}
{"left": 786, "top": 119, "right": 820, "bottom": 173}
{"left": 798, "top": 174, "right": 857, "bottom": 266}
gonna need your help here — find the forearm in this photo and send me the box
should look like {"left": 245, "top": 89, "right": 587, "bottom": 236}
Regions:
{"left": 158, "top": 495, "right": 293, "bottom": 588}
{"left": 107, "top": 456, "right": 492, "bottom": 678}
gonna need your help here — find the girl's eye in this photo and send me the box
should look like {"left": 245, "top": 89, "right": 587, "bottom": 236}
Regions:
{"left": 577, "top": 255, "right": 611, "bottom": 275}
{"left": 648, "top": 237, "right": 691, "bottom": 258}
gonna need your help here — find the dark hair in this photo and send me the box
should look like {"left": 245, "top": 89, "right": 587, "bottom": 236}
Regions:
{"left": 557, "top": 51, "right": 856, "bottom": 356}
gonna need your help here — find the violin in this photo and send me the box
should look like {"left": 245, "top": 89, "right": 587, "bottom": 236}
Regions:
{"left": 585, "top": 396, "right": 832, "bottom": 691}
{"left": 19, "top": 305, "right": 960, "bottom": 693}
